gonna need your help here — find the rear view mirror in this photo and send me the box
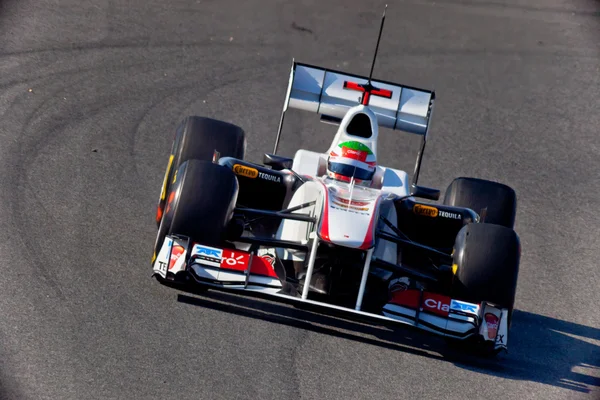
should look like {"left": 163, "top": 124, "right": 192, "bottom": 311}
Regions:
{"left": 411, "top": 184, "right": 440, "bottom": 201}
{"left": 263, "top": 153, "right": 293, "bottom": 171}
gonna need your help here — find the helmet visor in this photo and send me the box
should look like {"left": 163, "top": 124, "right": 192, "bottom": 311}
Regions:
{"left": 328, "top": 161, "right": 374, "bottom": 181}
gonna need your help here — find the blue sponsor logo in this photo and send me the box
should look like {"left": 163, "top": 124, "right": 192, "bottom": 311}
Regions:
{"left": 450, "top": 299, "right": 479, "bottom": 314}
{"left": 192, "top": 245, "right": 222, "bottom": 259}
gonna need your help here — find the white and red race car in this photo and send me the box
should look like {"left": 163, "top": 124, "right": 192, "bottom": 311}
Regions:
{"left": 151, "top": 19, "right": 520, "bottom": 356}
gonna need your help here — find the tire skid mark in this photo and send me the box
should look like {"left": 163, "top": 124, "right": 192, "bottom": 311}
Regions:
{"left": 0, "top": 39, "right": 270, "bottom": 59}
{"left": 3, "top": 73, "right": 94, "bottom": 301}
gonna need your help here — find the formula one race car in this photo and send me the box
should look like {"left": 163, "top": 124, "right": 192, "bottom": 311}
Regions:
{"left": 151, "top": 13, "right": 520, "bottom": 356}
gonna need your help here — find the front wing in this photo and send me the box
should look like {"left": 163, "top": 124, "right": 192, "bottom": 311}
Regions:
{"left": 153, "top": 235, "right": 508, "bottom": 352}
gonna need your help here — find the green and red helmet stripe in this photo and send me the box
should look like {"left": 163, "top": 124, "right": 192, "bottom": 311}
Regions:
{"left": 338, "top": 141, "right": 373, "bottom": 154}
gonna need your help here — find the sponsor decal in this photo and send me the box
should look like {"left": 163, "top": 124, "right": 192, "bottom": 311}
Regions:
{"left": 220, "top": 250, "right": 250, "bottom": 271}
{"left": 233, "top": 164, "right": 258, "bottom": 179}
{"left": 168, "top": 245, "right": 184, "bottom": 271}
{"left": 389, "top": 288, "right": 452, "bottom": 317}
{"left": 341, "top": 146, "right": 367, "bottom": 162}
{"left": 330, "top": 194, "right": 371, "bottom": 213}
{"left": 343, "top": 80, "right": 393, "bottom": 106}
{"left": 413, "top": 205, "right": 462, "bottom": 220}
{"left": 413, "top": 204, "right": 438, "bottom": 217}
{"left": 156, "top": 260, "right": 168, "bottom": 274}
{"left": 258, "top": 171, "right": 281, "bottom": 183}
{"left": 155, "top": 238, "right": 173, "bottom": 274}
{"left": 336, "top": 141, "right": 376, "bottom": 163}
{"left": 422, "top": 293, "right": 451, "bottom": 317}
{"left": 259, "top": 254, "right": 275, "bottom": 267}
{"left": 250, "top": 254, "right": 279, "bottom": 278}
{"left": 192, "top": 244, "right": 223, "bottom": 266}
{"left": 331, "top": 196, "right": 370, "bottom": 207}
{"left": 485, "top": 313, "right": 499, "bottom": 340}
{"left": 438, "top": 210, "right": 461, "bottom": 220}
{"left": 330, "top": 203, "right": 370, "bottom": 214}
{"left": 331, "top": 200, "right": 369, "bottom": 211}
{"left": 450, "top": 299, "right": 479, "bottom": 314}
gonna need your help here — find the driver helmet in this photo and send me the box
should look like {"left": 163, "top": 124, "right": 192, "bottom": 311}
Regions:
{"left": 327, "top": 140, "right": 376, "bottom": 186}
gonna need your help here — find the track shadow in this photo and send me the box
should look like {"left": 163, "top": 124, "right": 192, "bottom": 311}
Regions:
{"left": 176, "top": 288, "right": 600, "bottom": 394}
{"left": 450, "top": 309, "right": 600, "bottom": 394}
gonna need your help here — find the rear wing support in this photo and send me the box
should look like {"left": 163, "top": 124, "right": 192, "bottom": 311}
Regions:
{"left": 272, "top": 60, "right": 435, "bottom": 186}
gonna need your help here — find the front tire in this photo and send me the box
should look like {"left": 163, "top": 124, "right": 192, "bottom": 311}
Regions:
{"left": 452, "top": 223, "right": 521, "bottom": 313}
{"left": 153, "top": 159, "right": 239, "bottom": 263}
{"left": 446, "top": 223, "right": 520, "bottom": 357}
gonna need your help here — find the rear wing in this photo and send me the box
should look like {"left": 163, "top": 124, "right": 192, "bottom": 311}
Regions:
{"left": 272, "top": 60, "right": 436, "bottom": 186}
{"left": 280, "top": 61, "right": 435, "bottom": 135}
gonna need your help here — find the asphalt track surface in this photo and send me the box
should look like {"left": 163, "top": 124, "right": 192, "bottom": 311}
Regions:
{"left": 1, "top": 0, "right": 600, "bottom": 399}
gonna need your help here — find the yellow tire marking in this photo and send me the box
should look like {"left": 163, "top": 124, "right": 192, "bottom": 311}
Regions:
{"left": 160, "top": 154, "right": 175, "bottom": 201}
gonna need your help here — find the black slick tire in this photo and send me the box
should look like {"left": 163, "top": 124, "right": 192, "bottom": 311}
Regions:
{"left": 447, "top": 222, "right": 520, "bottom": 357}
{"left": 443, "top": 177, "right": 517, "bottom": 229}
{"left": 452, "top": 223, "right": 521, "bottom": 312}
{"left": 153, "top": 159, "right": 239, "bottom": 264}
{"left": 156, "top": 116, "right": 246, "bottom": 226}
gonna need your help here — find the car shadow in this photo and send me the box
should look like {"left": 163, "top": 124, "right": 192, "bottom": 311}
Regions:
{"left": 175, "top": 287, "right": 600, "bottom": 394}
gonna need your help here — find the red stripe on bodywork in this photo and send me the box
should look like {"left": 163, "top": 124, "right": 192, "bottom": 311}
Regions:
{"left": 343, "top": 81, "right": 393, "bottom": 106}
{"left": 361, "top": 92, "right": 370, "bottom": 105}
{"left": 358, "top": 195, "right": 382, "bottom": 250}
{"left": 316, "top": 181, "right": 330, "bottom": 241}
{"left": 344, "top": 81, "right": 364, "bottom": 91}
{"left": 371, "top": 88, "right": 392, "bottom": 98}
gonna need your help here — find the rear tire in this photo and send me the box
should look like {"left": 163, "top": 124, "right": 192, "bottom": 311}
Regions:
{"left": 156, "top": 116, "right": 246, "bottom": 226}
{"left": 153, "top": 159, "right": 239, "bottom": 263}
{"left": 443, "top": 177, "right": 516, "bottom": 229}
{"left": 452, "top": 223, "right": 520, "bottom": 312}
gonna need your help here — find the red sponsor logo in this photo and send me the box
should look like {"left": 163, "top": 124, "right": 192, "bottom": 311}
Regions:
{"left": 389, "top": 290, "right": 451, "bottom": 317}
{"left": 169, "top": 245, "right": 184, "bottom": 270}
{"left": 249, "top": 255, "right": 278, "bottom": 278}
{"left": 331, "top": 196, "right": 370, "bottom": 207}
{"left": 260, "top": 254, "right": 275, "bottom": 267}
{"left": 220, "top": 250, "right": 250, "bottom": 271}
{"left": 422, "top": 293, "right": 451, "bottom": 317}
{"left": 341, "top": 147, "right": 367, "bottom": 162}
{"left": 485, "top": 313, "right": 499, "bottom": 339}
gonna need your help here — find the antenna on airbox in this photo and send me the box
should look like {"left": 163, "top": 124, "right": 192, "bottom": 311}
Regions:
{"left": 367, "top": 4, "right": 387, "bottom": 85}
